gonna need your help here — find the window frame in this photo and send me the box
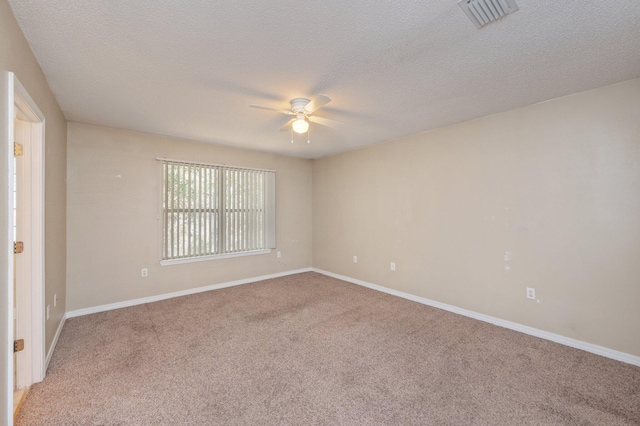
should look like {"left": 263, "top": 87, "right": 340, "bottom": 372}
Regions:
{"left": 157, "top": 158, "right": 275, "bottom": 266}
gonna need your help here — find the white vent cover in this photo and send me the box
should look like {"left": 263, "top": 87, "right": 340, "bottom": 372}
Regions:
{"left": 458, "top": 0, "right": 519, "bottom": 29}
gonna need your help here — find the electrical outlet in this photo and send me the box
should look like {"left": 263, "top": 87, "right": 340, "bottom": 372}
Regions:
{"left": 526, "top": 287, "right": 536, "bottom": 300}
{"left": 390, "top": 262, "right": 396, "bottom": 271}
{"left": 277, "top": 251, "right": 281, "bottom": 258}
{"left": 54, "top": 293, "right": 58, "bottom": 307}
{"left": 141, "top": 268, "right": 148, "bottom": 277}
{"left": 353, "top": 256, "right": 357, "bottom": 263}
{"left": 46, "top": 305, "right": 50, "bottom": 320}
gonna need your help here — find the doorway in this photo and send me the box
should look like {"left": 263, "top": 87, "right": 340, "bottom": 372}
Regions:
{"left": 5, "top": 74, "right": 45, "bottom": 421}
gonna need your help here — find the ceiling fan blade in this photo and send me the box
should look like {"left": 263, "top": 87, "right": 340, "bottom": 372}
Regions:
{"left": 304, "top": 95, "right": 331, "bottom": 114}
{"left": 279, "top": 118, "right": 295, "bottom": 131}
{"left": 309, "top": 115, "right": 342, "bottom": 129}
{"left": 250, "top": 104, "right": 293, "bottom": 115}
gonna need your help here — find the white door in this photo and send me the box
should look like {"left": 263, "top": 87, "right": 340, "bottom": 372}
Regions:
{"left": 12, "top": 119, "right": 31, "bottom": 423}
{"left": 13, "top": 87, "right": 45, "bottom": 391}
{"left": 13, "top": 118, "right": 27, "bottom": 392}
{"left": 4, "top": 74, "right": 46, "bottom": 420}
{"left": 13, "top": 150, "right": 18, "bottom": 392}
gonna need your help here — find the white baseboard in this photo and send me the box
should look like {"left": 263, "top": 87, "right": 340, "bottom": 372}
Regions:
{"left": 45, "top": 314, "right": 66, "bottom": 371}
{"left": 62, "top": 266, "right": 640, "bottom": 367}
{"left": 312, "top": 268, "right": 640, "bottom": 367}
{"left": 66, "top": 268, "right": 313, "bottom": 319}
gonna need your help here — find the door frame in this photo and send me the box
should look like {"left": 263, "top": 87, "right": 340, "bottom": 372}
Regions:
{"left": 5, "top": 72, "right": 45, "bottom": 403}
{"left": 13, "top": 74, "right": 46, "bottom": 388}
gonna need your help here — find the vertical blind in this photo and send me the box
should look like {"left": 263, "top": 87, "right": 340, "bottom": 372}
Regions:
{"left": 159, "top": 159, "right": 275, "bottom": 261}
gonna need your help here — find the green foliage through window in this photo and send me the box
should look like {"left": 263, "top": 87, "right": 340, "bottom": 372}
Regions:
{"left": 160, "top": 160, "right": 275, "bottom": 261}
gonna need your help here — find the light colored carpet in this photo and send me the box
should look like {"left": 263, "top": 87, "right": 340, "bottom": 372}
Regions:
{"left": 17, "top": 272, "right": 640, "bottom": 425}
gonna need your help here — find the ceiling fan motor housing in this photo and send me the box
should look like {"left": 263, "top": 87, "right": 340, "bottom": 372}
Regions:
{"left": 290, "top": 98, "right": 310, "bottom": 113}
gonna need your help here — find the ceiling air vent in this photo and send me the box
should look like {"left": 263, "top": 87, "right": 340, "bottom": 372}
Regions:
{"left": 458, "top": 0, "right": 519, "bottom": 29}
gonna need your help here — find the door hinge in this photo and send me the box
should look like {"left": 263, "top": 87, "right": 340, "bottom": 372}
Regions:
{"left": 14, "top": 241, "right": 24, "bottom": 254}
{"left": 14, "top": 339, "right": 24, "bottom": 353}
{"left": 14, "top": 142, "right": 23, "bottom": 157}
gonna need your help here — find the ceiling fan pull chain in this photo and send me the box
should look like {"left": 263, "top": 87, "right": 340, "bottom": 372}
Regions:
{"left": 308, "top": 126, "right": 310, "bottom": 144}
{"left": 291, "top": 128, "right": 294, "bottom": 144}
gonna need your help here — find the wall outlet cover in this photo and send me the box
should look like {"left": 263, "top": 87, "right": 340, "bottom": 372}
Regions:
{"left": 526, "top": 287, "right": 536, "bottom": 300}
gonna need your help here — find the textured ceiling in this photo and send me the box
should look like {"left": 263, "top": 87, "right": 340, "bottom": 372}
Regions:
{"left": 8, "top": 0, "right": 640, "bottom": 159}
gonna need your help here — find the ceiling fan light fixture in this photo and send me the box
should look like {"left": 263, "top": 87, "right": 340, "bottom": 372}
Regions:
{"left": 292, "top": 118, "right": 309, "bottom": 134}
{"left": 250, "top": 95, "right": 341, "bottom": 138}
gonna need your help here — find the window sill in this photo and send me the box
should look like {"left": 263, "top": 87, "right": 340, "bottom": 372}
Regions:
{"left": 160, "top": 249, "right": 272, "bottom": 266}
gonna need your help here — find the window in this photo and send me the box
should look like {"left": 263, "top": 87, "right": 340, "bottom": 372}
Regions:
{"left": 158, "top": 158, "right": 275, "bottom": 264}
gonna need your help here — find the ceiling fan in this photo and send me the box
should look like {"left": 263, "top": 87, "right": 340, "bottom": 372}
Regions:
{"left": 250, "top": 95, "right": 342, "bottom": 135}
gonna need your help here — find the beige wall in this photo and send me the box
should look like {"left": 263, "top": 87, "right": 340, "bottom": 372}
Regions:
{"left": 313, "top": 78, "right": 640, "bottom": 357}
{"left": 66, "top": 123, "right": 312, "bottom": 311}
{"left": 1, "top": 0, "right": 67, "bottom": 416}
